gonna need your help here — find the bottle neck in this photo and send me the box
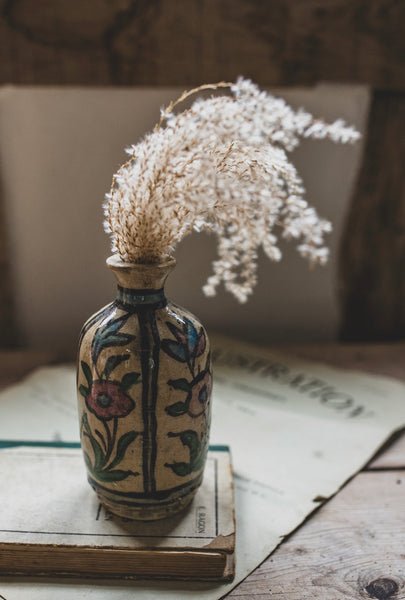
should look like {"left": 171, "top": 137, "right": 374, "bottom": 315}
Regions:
{"left": 106, "top": 255, "right": 175, "bottom": 310}
{"left": 116, "top": 285, "right": 166, "bottom": 309}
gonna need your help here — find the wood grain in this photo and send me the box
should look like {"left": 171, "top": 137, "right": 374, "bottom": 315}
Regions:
{"left": 339, "top": 91, "right": 405, "bottom": 342}
{"left": 0, "top": 0, "right": 403, "bottom": 87}
{"left": 228, "top": 471, "right": 405, "bottom": 599}
{"left": 1, "top": 1, "right": 404, "bottom": 344}
{"left": 0, "top": 186, "right": 19, "bottom": 349}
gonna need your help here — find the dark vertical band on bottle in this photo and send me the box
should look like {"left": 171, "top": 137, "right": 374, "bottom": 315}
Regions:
{"left": 148, "top": 311, "right": 160, "bottom": 495}
{"left": 138, "top": 310, "right": 151, "bottom": 494}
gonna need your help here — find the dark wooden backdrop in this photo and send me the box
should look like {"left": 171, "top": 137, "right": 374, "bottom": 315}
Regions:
{"left": 0, "top": 0, "right": 404, "bottom": 345}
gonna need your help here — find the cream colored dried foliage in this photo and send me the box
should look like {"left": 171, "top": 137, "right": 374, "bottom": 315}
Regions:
{"left": 104, "top": 78, "right": 359, "bottom": 303}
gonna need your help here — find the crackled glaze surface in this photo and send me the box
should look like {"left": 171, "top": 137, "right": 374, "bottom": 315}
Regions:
{"left": 77, "top": 257, "right": 211, "bottom": 520}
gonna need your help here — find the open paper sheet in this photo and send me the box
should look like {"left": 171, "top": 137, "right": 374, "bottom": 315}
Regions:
{"left": 1, "top": 336, "right": 405, "bottom": 598}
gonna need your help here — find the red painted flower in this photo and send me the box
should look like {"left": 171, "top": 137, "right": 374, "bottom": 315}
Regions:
{"left": 188, "top": 370, "right": 212, "bottom": 417}
{"left": 86, "top": 380, "right": 135, "bottom": 421}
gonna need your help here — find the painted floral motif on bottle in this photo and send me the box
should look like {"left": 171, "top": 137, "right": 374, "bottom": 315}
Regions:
{"left": 78, "top": 312, "right": 141, "bottom": 483}
{"left": 78, "top": 303, "right": 211, "bottom": 492}
{"left": 162, "top": 317, "right": 212, "bottom": 476}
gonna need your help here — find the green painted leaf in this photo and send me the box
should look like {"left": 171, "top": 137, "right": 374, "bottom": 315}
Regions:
{"left": 81, "top": 361, "right": 93, "bottom": 388}
{"left": 92, "top": 334, "right": 135, "bottom": 366}
{"left": 104, "top": 354, "right": 130, "bottom": 379}
{"left": 83, "top": 450, "right": 93, "bottom": 474}
{"left": 91, "top": 313, "right": 135, "bottom": 365}
{"left": 185, "top": 319, "right": 198, "bottom": 354}
{"left": 79, "top": 384, "right": 89, "bottom": 399}
{"left": 94, "top": 469, "right": 137, "bottom": 482}
{"left": 97, "top": 313, "right": 130, "bottom": 338}
{"left": 85, "top": 447, "right": 135, "bottom": 481}
{"left": 78, "top": 303, "right": 115, "bottom": 349}
{"left": 168, "top": 378, "right": 191, "bottom": 392}
{"left": 95, "top": 429, "right": 107, "bottom": 452}
{"left": 81, "top": 412, "right": 91, "bottom": 435}
{"left": 165, "top": 318, "right": 200, "bottom": 358}
{"left": 108, "top": 430, "right": 138, "bottom": 470}
{"left": 165, "top": 401, "right": 189, "bottom": 417}
{"left": 178, "top": 430, "right": 201, "bottom": 464}
{"left": 192, "top": 439, "right": 209, "bottom": 471}
{"left": 165, "top": 461, "right": 191, "bottom": 477}
{"left": 120, "top": 371, "right": 141, "bottom": 392}
{"left": 165, "top": 430, "right": 207, "bottom": 476}
{"left": 88, "top": 434, "right": 105, "bottom": 471}
{"left": 166, "top": 319, "right": 187, "bottom": 345}
{"left": 161, "top": 339, "right": 187, "bottom": 362}
{"left": 167, "top": 429, "right": 202, "bottom": 468}
{"left": 81, "top": 413, "right": 105, "bottom": 470}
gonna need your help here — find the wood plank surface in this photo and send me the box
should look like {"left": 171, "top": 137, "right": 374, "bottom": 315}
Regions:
{"left": 228, "top": 471, "right": 405, "bottom": 599}
{"left": 0, "top": 0, "right": 403, "bottom": 88}
{"left": 0, "top": 187, "right": 19, "bottom": 349}
{"left": 339, "top": 91, "right": 405, "bottom": 342}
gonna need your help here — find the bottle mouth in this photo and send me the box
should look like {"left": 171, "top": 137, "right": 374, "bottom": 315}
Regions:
{"left": 106, "top": 254, "right": 176, "bottom": 271}
{"left": 106, "top": 254, "right": 176, "bottom": 290}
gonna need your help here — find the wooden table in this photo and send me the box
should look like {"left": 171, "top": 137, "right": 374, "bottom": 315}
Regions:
{"left": 1, "top": 344, "right": 404, "bottom": 599}
{"left": 228, "top": 343, "right": 405, "bottom": 600}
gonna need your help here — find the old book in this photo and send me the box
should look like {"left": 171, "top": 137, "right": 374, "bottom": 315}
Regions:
{"left": 0, "top": 445, "right": 235, "bottom": 581}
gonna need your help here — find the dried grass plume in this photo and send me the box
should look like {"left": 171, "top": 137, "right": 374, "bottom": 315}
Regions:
{"left": 104, "top": 78, "right": 360, "bottom": 303}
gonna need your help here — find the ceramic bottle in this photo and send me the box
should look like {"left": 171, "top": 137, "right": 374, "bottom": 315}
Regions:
{"left": 77, "top": 256, "right": 212, "bottom": 520}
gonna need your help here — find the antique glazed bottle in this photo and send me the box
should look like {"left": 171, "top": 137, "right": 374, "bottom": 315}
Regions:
{"left": 77, "top": 256, "right": 212, "bottom": 520}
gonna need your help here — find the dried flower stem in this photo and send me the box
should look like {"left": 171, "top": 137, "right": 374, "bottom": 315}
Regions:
{"left": 105, "top": 78, "right": 359, "bottom": 302}
{"left": 156, "top": 81, "right": 233, "bottom": 129}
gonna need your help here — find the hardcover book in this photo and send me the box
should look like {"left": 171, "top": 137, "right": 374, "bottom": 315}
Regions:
{"left": 0, "top": 445, "right": 234, "bottom": 581}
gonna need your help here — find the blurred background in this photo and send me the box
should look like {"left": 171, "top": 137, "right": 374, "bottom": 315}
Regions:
{"left": 0, "top": 1, "right": 403, "bottom": 360}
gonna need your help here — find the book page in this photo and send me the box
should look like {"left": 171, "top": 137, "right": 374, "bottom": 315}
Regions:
{"left": 0, "top": 447, "right": 233, "bottom": 550}
{"left": 1, "top": 336, "right": 405, "bottom": 598}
